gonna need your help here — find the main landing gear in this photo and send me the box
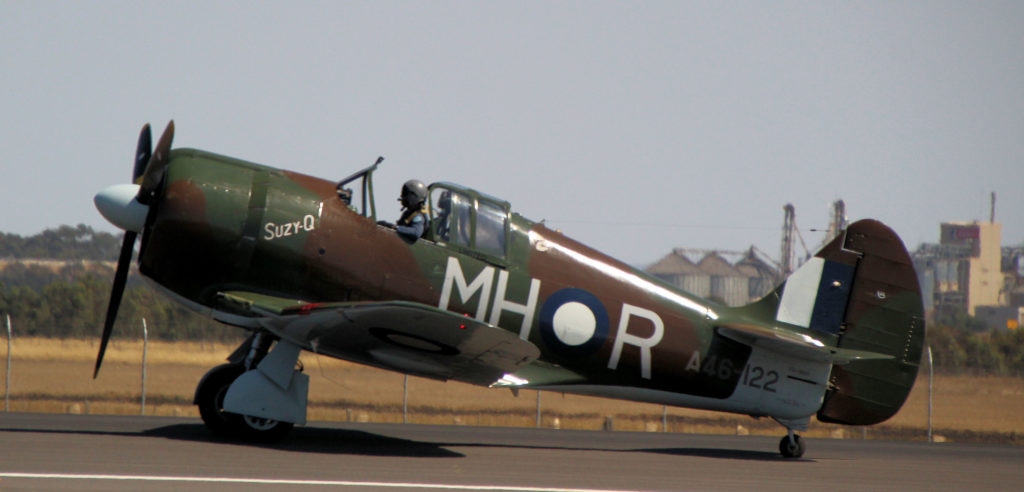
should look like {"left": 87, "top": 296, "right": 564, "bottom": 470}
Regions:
{"left": 195, "top": 362, "right": 294, "bottom": 443}
{"left": 194, "top": 332, "right": 300, "bottom": 443}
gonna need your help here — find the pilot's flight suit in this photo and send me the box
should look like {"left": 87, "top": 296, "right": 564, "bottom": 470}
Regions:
{"left": 396, "top": 206, "right": 427, "bottom": 239}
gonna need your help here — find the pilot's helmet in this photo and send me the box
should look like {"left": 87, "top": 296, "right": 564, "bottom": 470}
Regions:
{"left": 400, "top": 179, "right": 427, "bottom": 209}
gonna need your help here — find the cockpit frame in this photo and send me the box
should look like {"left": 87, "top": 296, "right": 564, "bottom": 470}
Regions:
{"left": 427, "top": 182, "right": 512, "bottom": 267}
{"left": 335, "top": 157, "right": 383, "bottom": 221}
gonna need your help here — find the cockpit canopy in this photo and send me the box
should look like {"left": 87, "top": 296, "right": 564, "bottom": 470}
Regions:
{"left": 337, "top": 162, "right": 512, "bottom": 263}
{"left": 428, "top": 182, "right": 510, "bottom": 260}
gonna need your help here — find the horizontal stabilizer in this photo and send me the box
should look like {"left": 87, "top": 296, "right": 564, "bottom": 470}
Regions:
{"left": 716, "top": 324, "right": 893, "bottom": 365}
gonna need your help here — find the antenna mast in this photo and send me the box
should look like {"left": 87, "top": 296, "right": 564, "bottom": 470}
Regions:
{"left": 990, "top": 191, "right": 996, "bottom": 223}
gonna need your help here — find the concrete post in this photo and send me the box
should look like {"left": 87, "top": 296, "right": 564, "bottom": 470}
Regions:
{"left": 141, "top": 318, "right": 148, "bottom": 416}
{"left": 536, "top": 391, "right": 541, "bottom": 428}
{"left": 927, "top": 345, "right": 934, "bottom": 443}
{"left": 5, "top": 314, "right": 11, "bottom": 412}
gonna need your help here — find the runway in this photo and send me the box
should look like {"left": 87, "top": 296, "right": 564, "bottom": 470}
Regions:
{"left": 0, "top": 413, "right": 1020, "bottom": 491}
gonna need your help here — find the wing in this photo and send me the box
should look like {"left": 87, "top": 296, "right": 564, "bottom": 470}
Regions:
{"left": 217, "top": 291, "right": 540, "bottom": 386}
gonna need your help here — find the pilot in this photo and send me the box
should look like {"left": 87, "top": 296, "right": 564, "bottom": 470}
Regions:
{"left": 394, "top": 179, "right": 428, "bottom": 240}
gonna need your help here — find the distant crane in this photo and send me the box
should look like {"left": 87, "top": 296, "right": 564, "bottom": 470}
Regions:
{"left": 677, "top": 200, "right": 845, "bottom": 282}
{"left": 780, "top": 204, "right": 797, "bottom": 277}
{"left": 780, "top": 200, "right": 846, "bottom": 278}
{"left": 827, "top": 199, "right": 847, "bottom": 241}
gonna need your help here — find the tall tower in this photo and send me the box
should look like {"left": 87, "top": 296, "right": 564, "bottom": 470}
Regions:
{"left": 780, "top": 204, "right": 796, "bottom": 277}
{"left": 827, "top": 199, "right": 847, "bottom": 239}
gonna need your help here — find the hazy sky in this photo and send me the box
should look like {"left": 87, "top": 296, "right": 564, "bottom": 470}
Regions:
{"left": 2, "top": 1, "right": 1022, "bottom": 265}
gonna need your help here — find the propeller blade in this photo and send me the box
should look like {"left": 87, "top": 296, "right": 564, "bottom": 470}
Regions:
{"left": 94, "top": 230, "right": 136, "bottom": 378}
{"left": 137, "top": 120, "right": 174, "bottom": 205}
{"left": 133, "top": 124, "right": 152, "bottom": 183}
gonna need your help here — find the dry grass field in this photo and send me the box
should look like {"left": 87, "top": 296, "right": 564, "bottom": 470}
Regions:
{"left": 2, "top": 337, "right": 1022, "bottom": 444}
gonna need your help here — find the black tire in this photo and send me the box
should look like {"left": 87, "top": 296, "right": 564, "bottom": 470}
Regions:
{"left": 195, "top": 363, "right": 294, "bottom": 443}
{"left": 779, "top": 434, "right": 806, "bottom": 458}
{"left": 196, "top": 363, "right": 245, "bottom": 437}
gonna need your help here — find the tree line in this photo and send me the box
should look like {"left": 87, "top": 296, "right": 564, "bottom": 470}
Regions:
{"left": 0, "top": 261, "right": 241, "bottom": 342}
{"left": 1, "top": 225, "right": 240, "bottom": 342}
{"left": 1, "top": 225, "right": 1022, "bottom": 375}
{"left": 927, "top": 314, "right": 1024, "bottom": 376}
{"left": 1, "top": 224, "right": 122, "bottom": 261}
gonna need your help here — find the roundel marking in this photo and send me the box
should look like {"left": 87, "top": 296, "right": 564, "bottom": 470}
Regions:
{"left": 539, "top": 288, "right": 609, "bottom": 357}
{"left": 552, "top": 302, "right": 596, "bottom": 346}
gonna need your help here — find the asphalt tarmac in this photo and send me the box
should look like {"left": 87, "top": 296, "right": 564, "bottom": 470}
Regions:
{"left": 0, "top": 412, "right": 1019, "bottom": 491}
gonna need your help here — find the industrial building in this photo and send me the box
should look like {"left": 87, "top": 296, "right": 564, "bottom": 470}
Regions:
{"left": 646, "top": 201, "right": 838, "bottom": 307}
{"left": 646, "top": 201, "right": 1024, "bottom": 331}
{"left": 646, "top": 247, "right": 779, "bottom": 306}
{"left": 913, "top": 221, "right": 1024, "bottom": 331}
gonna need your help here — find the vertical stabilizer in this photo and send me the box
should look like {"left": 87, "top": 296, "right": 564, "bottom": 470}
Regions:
{"left": 738, "top": 219, "right": 925, "bottom": 425}
{"left": 815, "top": 219, "right": 925, "bottom": 425}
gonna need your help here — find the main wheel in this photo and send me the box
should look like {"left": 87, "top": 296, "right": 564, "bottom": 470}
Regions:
{"left": 195, "top": 363, "right": 294, "bottom": 443}
{"left": 779, "top": 434, "right": 806, "bottom": 458}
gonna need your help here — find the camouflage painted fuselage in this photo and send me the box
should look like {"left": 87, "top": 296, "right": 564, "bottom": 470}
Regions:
{"left": 140, "top": 149, "right": 923, "bottom": 425}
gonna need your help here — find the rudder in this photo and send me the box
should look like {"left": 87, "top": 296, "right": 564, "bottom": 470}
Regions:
{"left": 814, "top": 219, "right": 925, "bottom": 425}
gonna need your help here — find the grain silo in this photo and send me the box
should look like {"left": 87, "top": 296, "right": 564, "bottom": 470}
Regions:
{"left": 697, "top": 252, "right": 748, "bottom": 306}
{"left": 646, "top": 249, "right": 710, "bottom": 298}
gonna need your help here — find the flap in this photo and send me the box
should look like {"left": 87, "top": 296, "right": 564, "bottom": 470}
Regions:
{"left": 218, "top": 290, "right": 350, "bottom": 316}
{"left": 716, "top": 323, "right": 893, "bottom": 365}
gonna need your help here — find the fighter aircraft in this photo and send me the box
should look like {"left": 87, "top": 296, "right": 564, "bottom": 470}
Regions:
{"left": 93, "top": 121, "right": 924, "bottom": 458}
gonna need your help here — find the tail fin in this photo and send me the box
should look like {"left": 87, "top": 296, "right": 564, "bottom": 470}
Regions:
{"left": 814, "top": 219, "right": 925, "bottom": 425}
{"left": 747, "top": 219, "right": 925, "bottom": 425}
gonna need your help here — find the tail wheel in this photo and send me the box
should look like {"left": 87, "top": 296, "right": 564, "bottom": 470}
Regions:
{"left": 779, "top": 434, "right": 806, "bottom": 458}
{"left": 196, "top": 363, "right": 294, "bottom": 443}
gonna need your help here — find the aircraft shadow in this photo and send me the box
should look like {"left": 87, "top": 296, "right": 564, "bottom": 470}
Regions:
{"left": 148, "top": 423, "right": 803, "bottom": 461}
{"left": 0, "top": 423, "right": 462, "bottom": 458}
{"left": 634, "top": 447, "right": 803, "bottom": 462}
{"left": 442, "top": 441, "right": 800, "bottom": 462}
{"left": 144, "top": 423, "right": 467, "bottom": 458}
{"left": 1, "top": 422, "right": 807, "bottom": 462}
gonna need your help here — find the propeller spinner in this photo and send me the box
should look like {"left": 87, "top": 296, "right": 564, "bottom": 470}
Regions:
{"left": 92, "top": 121, "right": 173, "bottom": 378}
